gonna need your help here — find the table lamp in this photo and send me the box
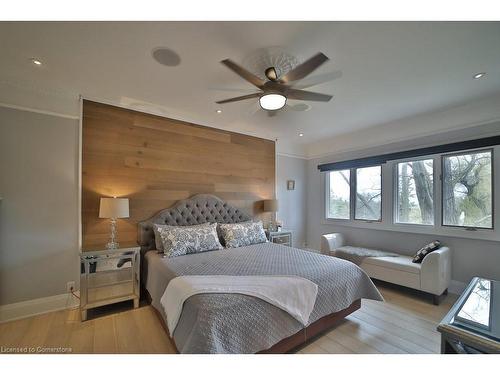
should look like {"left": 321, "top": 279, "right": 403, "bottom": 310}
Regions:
{"left": 99, "top": 197, "right": 129, "bottom": 250}
{"left": 263, "top": 199, "right": 279, "bottom": 231}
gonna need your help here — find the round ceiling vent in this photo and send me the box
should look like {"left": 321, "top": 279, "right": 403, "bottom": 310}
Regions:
{"left": 290, "top": 103, "right": 311, "bottom": 112}
{"left": 152, "top": 47, "right": 181, "bottom": 67}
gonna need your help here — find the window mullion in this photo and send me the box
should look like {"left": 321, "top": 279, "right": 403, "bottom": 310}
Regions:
{"left": 435, "top": 154, "right": 442, "bottom": 230}
{"left": 350, "top": 168, "right": 355, "bottom": 221}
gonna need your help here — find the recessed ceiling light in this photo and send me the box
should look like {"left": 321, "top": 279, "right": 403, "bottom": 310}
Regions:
{"left": 299, "top": 133, "right": 304, "bottom": 137}
{"left": 31, "top": 58, "right": 42, "bottom": 66}
{"left": 473, "top": 72, "right": 486, "bottom": 79}
{"left": 216, "top": 109, "right": 222, "bottom": 114}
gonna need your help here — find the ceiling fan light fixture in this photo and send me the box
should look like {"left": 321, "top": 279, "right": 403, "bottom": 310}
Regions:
{"left": 259, "top": 93, "right": 287, "bottom": 111}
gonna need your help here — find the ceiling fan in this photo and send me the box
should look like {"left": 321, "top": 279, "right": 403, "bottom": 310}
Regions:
{"left": 216, "top": 52, "right": 333, "bottom": 112}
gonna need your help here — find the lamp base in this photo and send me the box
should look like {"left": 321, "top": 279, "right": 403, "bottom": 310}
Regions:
{"left": 105, "top": 241, "right": 120, "bottom": 250}
{"left": 268, "top": 221, "right": 278, "bottom": 232}
{"left": 106, "top": 218, "right": 119, "bottom": 250}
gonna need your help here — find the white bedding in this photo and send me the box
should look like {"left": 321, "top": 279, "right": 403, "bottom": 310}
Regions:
{"left": 160, "top": 275, "right": 319, "bottom": 336}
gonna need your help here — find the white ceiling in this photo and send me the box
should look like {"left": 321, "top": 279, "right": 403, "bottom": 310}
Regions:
{"left": 1, "top": 21, "right": 500, "bottom": 157}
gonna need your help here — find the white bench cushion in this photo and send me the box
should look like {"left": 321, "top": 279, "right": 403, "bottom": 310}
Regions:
{"left": 362, "top": 255, "right": 421, "bottom": 274}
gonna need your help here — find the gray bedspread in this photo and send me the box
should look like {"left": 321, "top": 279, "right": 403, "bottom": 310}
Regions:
{"left": 145, "top": 242, "right": 383, "bottom": 354}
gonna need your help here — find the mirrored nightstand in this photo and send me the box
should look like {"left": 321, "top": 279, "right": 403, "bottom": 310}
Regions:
{"left": 266, "top": 230, "right": 293, "bottom": 247}
{"left": 79, "top": 245, "right": 140, "bottom": 321}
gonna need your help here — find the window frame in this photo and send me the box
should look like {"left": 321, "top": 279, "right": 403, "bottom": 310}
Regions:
{"left": 440, "top": 148, "right": 495, "bottom": 230}
{"left": 393, "top": 156, "right": 436, "bottom": 226}
{"left": 325, "top": 169, "right": 352, "bottom": 220}
{"left": 353, "top": 165, "right": 383, "bottom": 222}
{"left": 322, "top": 145, "right": 500, "bottom": 242}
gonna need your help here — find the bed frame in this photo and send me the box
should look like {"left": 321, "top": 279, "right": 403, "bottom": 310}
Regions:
{"left": 137, "top": 194, "right": 361, "bottom": 354}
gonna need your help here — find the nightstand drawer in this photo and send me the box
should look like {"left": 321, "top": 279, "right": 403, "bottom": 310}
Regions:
{"left": 272, "top": 235, "right": 291, "bottom": 245}
{"left": 87, "top": 281, "right": 134, "bottom": 304}
{"left": 87, "top": 267, "right": 133, "bottom": 288}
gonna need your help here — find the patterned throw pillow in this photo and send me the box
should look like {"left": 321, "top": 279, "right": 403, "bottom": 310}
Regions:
{"left": 219, "top": 221, "right": 267, "bottom": 249}
{"left": 412, "top": 240, "right": 441, "bottom": 263}
{"left": 156, "top": 223, "right": 223, "bottom": 258}
{"left": 153, "top": 223, "right": 210, "bottom": 252}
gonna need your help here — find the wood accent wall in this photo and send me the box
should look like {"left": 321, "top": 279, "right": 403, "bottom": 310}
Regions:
{"left": 82, "top": 100, "right": 275, "bottom": 248}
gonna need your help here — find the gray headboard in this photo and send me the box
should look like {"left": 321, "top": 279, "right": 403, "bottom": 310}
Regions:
{"left": 137, "top": 194, "right": 252, "bottom": 252}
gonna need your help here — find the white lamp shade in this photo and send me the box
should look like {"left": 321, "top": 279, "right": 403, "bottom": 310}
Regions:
{"left": 99, "top": 197, "right": 129, "bottom": 219}
{"left": 263, "top": 199, "right": 279, "bottom": 212}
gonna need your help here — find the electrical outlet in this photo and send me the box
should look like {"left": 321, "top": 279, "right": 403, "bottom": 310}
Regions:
{"left": 66, "top": 281, "right": 75, "bottom": 293}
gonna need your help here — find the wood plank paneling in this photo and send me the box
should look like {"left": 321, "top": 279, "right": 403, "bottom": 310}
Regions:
{"left": 82, "top": 100, "right": 275, "bottom": 248}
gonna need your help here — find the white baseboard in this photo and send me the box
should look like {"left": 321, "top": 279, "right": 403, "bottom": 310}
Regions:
{"left": 0, "top": 292, "right": 80, "bottom": 323}
{"left": 448, "top": 280, "right": 467, "bottom": 295}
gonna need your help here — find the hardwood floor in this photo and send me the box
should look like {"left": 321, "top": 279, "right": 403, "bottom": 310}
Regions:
{"left": 0, "top": 283, "right": 456, "bottom": 354}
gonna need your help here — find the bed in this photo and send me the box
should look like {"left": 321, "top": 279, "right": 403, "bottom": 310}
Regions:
{"left": 138, "top": 194, "right": 383, "bottom": 354}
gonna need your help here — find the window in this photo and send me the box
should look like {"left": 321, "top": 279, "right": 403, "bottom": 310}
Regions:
{"left": 327, "top": 169, "right": 350, "bottom": 219}
{"left": 396, "top": 159, "right": 434, "bottom": 225}
{"left": 442, "top": 150, "right": 493, "bottom": 229}
{"left": 355, "top": 166, "right": 382, "bottom": 221}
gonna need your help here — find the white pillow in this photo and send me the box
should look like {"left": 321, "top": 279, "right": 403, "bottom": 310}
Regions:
{"left": 153, "top": 222, "right": 210, "bottom": 252}
{"left": 156, "top": 223, "right": 223, "bottom": 258}
{"left": 219, "top": 221, "right": 267, "bottom": 249}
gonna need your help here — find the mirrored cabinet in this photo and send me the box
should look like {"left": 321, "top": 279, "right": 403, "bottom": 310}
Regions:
{"left": 79, "top": 246, "right": 140, "bottom": 321}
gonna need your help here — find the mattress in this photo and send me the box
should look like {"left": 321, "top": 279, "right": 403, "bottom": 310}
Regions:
{"left": 144, "top": 242, "right": 383, "bottom": 353}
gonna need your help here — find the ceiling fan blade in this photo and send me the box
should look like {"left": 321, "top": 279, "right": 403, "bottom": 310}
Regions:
{"left": 286, "top": 89, "right": 333, "bottom": 102}
{"left": 208, "top": 86, "right": 257, "bottom": 93}
{"left": 294, "top": 70, "right": 343, "bottom": 89}
{"left": 216, "top": 93, "right": 261, "bottom": 104}
{"left": 279, "top": 53, "right": 329, "bottom": 84}
{"left": 221, "top": 59, "right": 266, "bottom": 88}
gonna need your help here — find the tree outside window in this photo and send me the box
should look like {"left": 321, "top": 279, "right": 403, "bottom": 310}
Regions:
{"left": 355, "top": 166, "right": 382, "bottom": 221}
{"left": 396, "top": 159, "right": 434, "bottom": 225}
{"left": 328, "top": 169, "right": 350, "bottom": 219}
{"left": 442, "top": 150, "right": 493, "bottom": 229}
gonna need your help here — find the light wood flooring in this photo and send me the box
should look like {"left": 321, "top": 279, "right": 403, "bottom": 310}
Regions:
{"left": 0, "top": 283, "right": 456, "bottom": 354}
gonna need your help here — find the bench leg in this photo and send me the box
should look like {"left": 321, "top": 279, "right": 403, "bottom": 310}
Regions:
{"left": 433, "top": 289, "right": 447, "bottom": 305}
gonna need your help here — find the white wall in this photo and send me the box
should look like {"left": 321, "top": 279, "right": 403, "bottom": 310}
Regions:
{"left": 306, "top": 122, "right": 500, "bottom": 285}
{"left": 0, "top": 106, "right": 79, "bottom": 305}
{"left": 276, "top": 155, "right": 307, "bottom": 248}
{"left": 306, "top": 92, "right": 500, "bottom": 159}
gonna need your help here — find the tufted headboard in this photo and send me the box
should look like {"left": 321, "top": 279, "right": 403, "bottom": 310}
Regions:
{"left": 137, "top": 194, "right": 252, "bottom": 253}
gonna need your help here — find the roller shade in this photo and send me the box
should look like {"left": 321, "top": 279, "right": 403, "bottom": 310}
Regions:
{"left": 317, "top": 135, "right": 500, "bottom": 172}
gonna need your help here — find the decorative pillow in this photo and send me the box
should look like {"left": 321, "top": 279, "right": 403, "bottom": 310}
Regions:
{"left": 412, "top": 240, "right": 441, "bottom": 263}
{"left": 156, "top": 223, "right": 223, "bottom": 258}
{"left": 153, "top": 222, "right": 210, "bottom": 252}
{"left": 219, "top": 221, "right": 267, "bottom": 249}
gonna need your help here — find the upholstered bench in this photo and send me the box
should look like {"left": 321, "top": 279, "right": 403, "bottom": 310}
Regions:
{"left": 320, "top": 233, "right": 451, "bottom": 305}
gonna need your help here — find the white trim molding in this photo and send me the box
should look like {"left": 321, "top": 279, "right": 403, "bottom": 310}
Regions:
{"left": 0, "top": 102, "right": 79, "bottom": 120}
{"left": 276, "top": 152, "right": 309, "bottom": 160}
{"left": 0, "top": 292, "right": 80, "bottom": 323}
